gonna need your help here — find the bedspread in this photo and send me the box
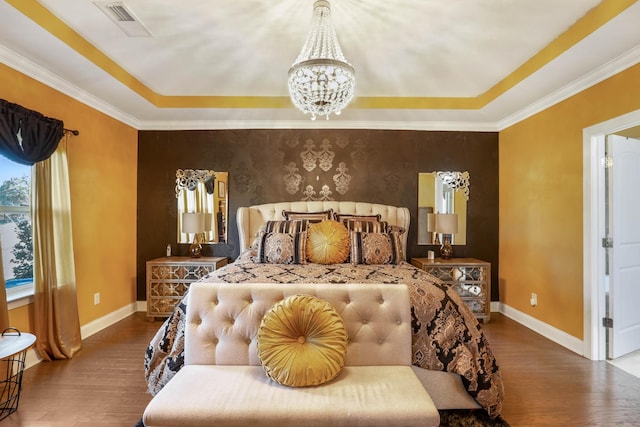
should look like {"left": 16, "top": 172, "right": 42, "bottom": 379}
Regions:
{"left": 144, "top": 251, "right": 504, "bottom": 417}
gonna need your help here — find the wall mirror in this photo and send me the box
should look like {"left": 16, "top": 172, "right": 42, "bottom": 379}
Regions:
{"left": 176, "top": 169, "right": 228, "bottom": 244}
{"left": 418, "top": 171, "right": 469, "bottom": 245}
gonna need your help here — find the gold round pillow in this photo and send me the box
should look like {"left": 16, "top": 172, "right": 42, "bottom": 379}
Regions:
{"left": 257, "top": 294, "right": 348, "bottom": 387}
{"left": 306, "top": 220, "right": 350, "bottom": 264}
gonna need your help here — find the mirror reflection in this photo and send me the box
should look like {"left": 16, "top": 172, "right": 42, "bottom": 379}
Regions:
{"left": 418, "top": 171, "right": 469, "bottom": 245}
{"left": 176, "top": 169, "right": 228, "bottom": 244}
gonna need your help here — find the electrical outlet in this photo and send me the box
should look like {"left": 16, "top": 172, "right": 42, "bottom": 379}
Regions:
{"left": 530, "top": 293, "right": 537, "bottom": 307}
{"left": 94, "top": 292, "right": 100, "bottom": 305}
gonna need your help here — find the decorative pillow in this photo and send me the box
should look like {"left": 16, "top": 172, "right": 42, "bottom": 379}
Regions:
{"left": 306, "top": 220, "right": 350, "bottom": 264}
{"left": 257, "top": 294, "right": 347, "bottom": 387}
{"left": 256, "top": 231, "right": 307, "bottom": 264}
{"left": 264, "top": 219, "right": 309, "bottom": 234}
{"left": 334, "top": 213, "right": 382, "bottom": 225}
{"left": 343, "top": 219, "right": 388, "bottom": 233}
{"left": 350, "top": 230, "right": 404, "bottom": 265}
{"left": 283, "top": 209, "right": 333, "bottom": 223}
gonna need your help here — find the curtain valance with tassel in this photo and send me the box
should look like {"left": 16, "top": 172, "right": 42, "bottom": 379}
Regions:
{"left": 0, "top": 98, "right": 65, "bottom": 165}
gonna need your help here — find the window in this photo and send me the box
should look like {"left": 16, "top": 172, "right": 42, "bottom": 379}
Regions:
{"left": 0, "top": 155, "right": 33, "bottom": 302}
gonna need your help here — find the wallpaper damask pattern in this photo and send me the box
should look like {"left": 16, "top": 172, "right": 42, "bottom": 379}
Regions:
{"left": 136, "top": 129, "right": 498, "bottom": 302}
{"left": 282, "top": 136, "right": 356, "bottom": 200}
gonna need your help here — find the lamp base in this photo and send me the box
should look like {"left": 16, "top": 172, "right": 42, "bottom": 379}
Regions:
{"left": 189, "top": 242, "right": 202, "bottom": 258}
{"left": 440, "top": 237, "right": 454, "bottom": 259}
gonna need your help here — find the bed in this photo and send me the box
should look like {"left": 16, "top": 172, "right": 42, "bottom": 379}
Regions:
{"left": 144, "top": 201, "right": 504, "bottom": 418}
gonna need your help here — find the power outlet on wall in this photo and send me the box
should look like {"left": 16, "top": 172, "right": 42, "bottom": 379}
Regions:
{"left": 94, "top": 292, "right": 100, "bottom": 305}
{"left": 530, "top": 293, "right": 537, "bottom": 307}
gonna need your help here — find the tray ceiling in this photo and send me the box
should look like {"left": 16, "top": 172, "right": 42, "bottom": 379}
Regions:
{"left": 0, "top": 0, "right": 639, "bottom": 130}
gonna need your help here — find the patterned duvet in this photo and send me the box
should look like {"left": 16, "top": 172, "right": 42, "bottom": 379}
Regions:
{"left": 144, "top": 251, "right": 504, "bottom": 418}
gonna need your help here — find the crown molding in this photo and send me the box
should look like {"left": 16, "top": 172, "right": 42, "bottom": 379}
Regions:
{"left": 3, "top": 40, "right": 639, "bottom": 133}
{"left": 497, "top": 44, "right": 640, "bottom": 131}
{"left": 0, "top": 44, "right": 140, "bottom": 128}
{"left": 135, "top": 119, "right": 499, "bottom": 132}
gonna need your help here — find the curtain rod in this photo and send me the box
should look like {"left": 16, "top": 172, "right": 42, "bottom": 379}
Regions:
{"left": 64, "top": 128, "right": 79, "bottom": 136}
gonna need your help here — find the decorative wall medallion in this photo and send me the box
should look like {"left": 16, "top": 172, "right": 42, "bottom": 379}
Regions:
{"left": 301, "top": 185, "right": 333, "bottom": 201}
{"left": 284, "top": 162, "right": 302, "bottom": 195}
{"left": 301, "top": 139, "right": 318, "bottom": 171}
{"left": 333, "top": 162, "right": 351, "bottom": 195}
{"left": 350, "top": 140, "right": 367, "bottom": 164}
{"left": 282, "top": 136, "right": 359, "bottom": 201}
{"left": 234, "top": 163, "right": 256, "bottom": 194}
{"left": 335, "top": 136, "right": 350, "bottom": 149}
{"left": 285, "top": 138, "right": 300, "bottom": 149}
{"left": 318, "top": 185, "right": 333, "bottom": 201}
{"left": 302, "top": 185, "right": 316, "bottom": 201}
{"left": 317, "top": 139, "right": 335, "bottom": 172}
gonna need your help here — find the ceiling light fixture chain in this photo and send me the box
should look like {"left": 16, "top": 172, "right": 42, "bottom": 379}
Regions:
{"left": 288, "top": 0, "right": 355, "bottom": 120}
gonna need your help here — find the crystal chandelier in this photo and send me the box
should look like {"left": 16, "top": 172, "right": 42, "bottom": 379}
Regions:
{"left": 288, "top": 0, "right": 355, "bottom": 120}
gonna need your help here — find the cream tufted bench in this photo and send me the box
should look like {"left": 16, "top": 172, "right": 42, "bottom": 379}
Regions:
{"left": 143, "top": 282, "right": 440, "bottom": 427}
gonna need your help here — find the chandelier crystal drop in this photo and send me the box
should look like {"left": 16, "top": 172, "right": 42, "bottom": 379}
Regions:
{"left": 288, "top": 0, "right": 355, "bottom": 120}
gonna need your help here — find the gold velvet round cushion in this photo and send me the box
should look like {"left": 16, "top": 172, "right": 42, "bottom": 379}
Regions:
{"left": 257, "top": 294, "right": 348, "bottom": 387}
{"left": 306, "top": 220, "right": 350, "bottom": 264}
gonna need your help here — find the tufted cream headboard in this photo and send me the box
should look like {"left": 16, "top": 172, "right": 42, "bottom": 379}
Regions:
{"left": 236, "top": 201, "right": 411, "bottom": 258}
{"left": 185, "top": 282, "right": 412, "bottom": 367}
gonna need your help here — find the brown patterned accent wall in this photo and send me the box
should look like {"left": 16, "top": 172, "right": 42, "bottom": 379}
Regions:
{"left": 137, "top": 129, "right": 498, "bottom": 301}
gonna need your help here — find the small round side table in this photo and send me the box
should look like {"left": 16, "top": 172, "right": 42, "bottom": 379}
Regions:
{"left": 0, "top": 328, "right": 36, "bottom": 420}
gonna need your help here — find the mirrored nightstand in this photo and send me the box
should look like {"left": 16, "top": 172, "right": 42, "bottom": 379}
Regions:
{"left": 411, "top": 257, "right": 491, "bottom": 323}
{"left": 146, "top": 256, "right": 227, "bottom": 321}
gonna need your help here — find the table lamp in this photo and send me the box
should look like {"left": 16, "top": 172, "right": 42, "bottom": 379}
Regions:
{"left": 435, "top": 213, "right": 458, "bottom": 259}
{"left": 182, "top": 212, "right": 205, "bottom": 258}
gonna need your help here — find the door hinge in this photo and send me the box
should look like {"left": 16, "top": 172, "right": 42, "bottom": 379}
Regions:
{"left": 602, "top": 237, "right": 613, "bottom": 248}
{"left": 603, "top": 317, "right": 614, "bottom": 328}
{"left": 601, "top": 155, "right": 613, "bottom": 168}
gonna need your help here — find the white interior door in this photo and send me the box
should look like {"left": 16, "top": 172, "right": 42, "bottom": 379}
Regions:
{"left": 608, "top": 135, "right": 640, "bottom": 359}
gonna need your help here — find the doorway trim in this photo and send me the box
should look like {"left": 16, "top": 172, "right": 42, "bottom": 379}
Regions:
{"left": 583, "top": 108, "right": 640, "bottom": 360}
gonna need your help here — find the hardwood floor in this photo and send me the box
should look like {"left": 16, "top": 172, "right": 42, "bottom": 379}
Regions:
{"left": 2, "top": 312, "right": 158, "bottom": 427}
{"left": 3, "top": 311, "right": 640, "bottom": 426}
{"left": 483, "top": 314, "right": 640, "bottom": 426}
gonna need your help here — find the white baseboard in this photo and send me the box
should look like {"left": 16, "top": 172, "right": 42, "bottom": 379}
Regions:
{"left": 80, "top": 302, "right": 138, "bottom": 340}
{"left": 136, "top": 300, "right": 147, "bottom": 313}
{"left": 24, "top": 302, "right": 139, "bottom": 371}
{"left": 497, "top": 302, "right": 584, "bottom": 356}
{"left": 25, "top": 348, "right": 42, "bottom": 370}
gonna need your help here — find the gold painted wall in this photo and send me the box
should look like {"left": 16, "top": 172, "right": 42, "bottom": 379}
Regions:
{"left": 1, "top": 63, "right": 138, "bottom": 331}
{"left": 499, "top": 63, "right": 640, "bottom": 339}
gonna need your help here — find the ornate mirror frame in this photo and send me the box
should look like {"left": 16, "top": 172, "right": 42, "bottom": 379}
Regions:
{"left": 176, "top": 169, "right": 228, "bottom": 244}
{"left": 418, "top": 171, "right": 470, "bottom": 245}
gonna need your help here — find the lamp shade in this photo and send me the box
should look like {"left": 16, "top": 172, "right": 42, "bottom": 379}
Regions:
{"left": 435, "top": 213, "right": 458, "bottom": 234}
{"left": 182, "top": 212, "right": 205, "bottom": 234}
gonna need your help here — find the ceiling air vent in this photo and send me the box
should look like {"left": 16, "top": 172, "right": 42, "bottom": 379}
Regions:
{"left": 107, "top": 4, "right": 135, "bottom": 22}
{"left": 94, "top": 2, "right": 152, "bottom": 37}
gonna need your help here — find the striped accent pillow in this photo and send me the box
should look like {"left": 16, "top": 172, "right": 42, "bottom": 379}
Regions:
{"left": 282, "top": 210, "right": 334, "bottom": 223}
{"left": 257, "top": 231, "right": 307, "bottom": 264}
{"left": 334, "top": 213, "right": 381, "bottom": 223}
{"left": 264, "top": 219, "right": 309, "bottom": 234}
{"left": 343, "top": 219, "right": 388, "bottom": 233}
{"left": 251, "top": 220, "right": 309, "bottom": 250}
